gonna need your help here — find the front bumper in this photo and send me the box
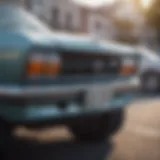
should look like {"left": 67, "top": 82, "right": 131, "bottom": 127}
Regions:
{"left": 0, "top": 76, "right": 139, "bottom": 98}
{"left": 0, "top": 93, "right": 138, "bottom": 126}
{"left": 0, "top": 76, "right": 140, "bottom": 125}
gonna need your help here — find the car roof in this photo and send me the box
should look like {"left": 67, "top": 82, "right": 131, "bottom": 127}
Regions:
{"left": 52, "top": 32, "right": 136, "bottom": 56}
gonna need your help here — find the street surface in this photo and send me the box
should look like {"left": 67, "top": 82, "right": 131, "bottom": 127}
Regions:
{"left": 6, "top": 97, "right": 160, "bottom": 160}
{"left": 110, "top": 97, "right": 160, "bottom": 160}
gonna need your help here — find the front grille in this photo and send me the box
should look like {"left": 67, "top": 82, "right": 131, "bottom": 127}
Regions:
{"left": 61, "top": 53, "right": 121, "bottom": 75}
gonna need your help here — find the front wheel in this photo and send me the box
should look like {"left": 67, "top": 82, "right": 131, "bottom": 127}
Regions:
{"left": 141, "top": 73, "right": 160, "bottom": 93}
{"left": 0, "top": 120, "right": 14, "bottom": 152}
{"left": 69, "top": 109, "right": 124, "bottom": 141}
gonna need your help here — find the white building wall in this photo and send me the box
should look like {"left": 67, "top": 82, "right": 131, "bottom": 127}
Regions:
{"left": 22, "top": 0, "right": 116, "bottom": 40}
{"left": 42, "top": 0, "right": 81, "bottom": 29}
{"left": 88, "top": 13, "right": 115, "bottom": 40}
{"left": 23, "top": 0, "right": 81, "bottom": 29}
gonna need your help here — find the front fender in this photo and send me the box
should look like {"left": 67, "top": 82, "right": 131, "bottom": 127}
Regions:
{"left": 0, "top": 31, "right": 32, "bottom": 84}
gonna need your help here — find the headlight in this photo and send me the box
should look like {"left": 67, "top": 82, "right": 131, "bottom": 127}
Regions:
{"left": 120, "top": 59, "right": 136, "bottom": 75}
{"left": 27, "top": 53, "right": 61, "bottom": 77}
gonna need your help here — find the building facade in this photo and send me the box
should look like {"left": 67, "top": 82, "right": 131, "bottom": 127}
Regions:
{"left": 22, "top": 0, "right": 116, "bottom": 40}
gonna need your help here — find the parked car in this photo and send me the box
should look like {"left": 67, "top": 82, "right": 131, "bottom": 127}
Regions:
{"left": 138, "top": 46, "right": 160, "bottom": 93}
{"left": 0, "top": 4, "right": 140, "bottom": 146}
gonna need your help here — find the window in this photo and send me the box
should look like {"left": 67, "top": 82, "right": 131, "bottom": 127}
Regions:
{"left": 95, "top": 21, "right": 102, "bottom": 31}
{"left": 65, "top": 12, "right": 72, "bottom": 30}
{"left": 51, "top": 7, "right": 60, "bottom": 29}
{"left": 33, "top": 0, "right": 43, "bottom": 5}
{"left": 93, "top": 21, "right": 103, "bottom": 39}
{"left": 38, "top": 14, "right": 45, "bottom": 22}
{"left": 25, "top": 0, "right": 32, "bottom": 10}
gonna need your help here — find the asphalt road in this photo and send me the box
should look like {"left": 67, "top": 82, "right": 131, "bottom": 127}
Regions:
{"left": 2, "top": 97, "right": 160, "bottom": 160}
{"left": 110, "top": 97, "right": 160, "bottom": 160}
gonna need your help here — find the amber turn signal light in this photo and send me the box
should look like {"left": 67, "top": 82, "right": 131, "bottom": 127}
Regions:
{"left": 120, "top": 65, "right": 136, "bottom": 75}
{"left": 27, "top": 53, "right": 61, "bottom": 77}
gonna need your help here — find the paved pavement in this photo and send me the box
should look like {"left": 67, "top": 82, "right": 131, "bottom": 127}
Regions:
{"left": 110, "top": 98, "right": 160, "bottom": 160}
{"left": 3, "top": 97, "right": 160, "bottom": 160}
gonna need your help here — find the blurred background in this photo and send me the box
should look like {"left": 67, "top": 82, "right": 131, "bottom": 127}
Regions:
{"left": 3, "top": 0, "right": 160, "bottom": 160}
{"left": 17, "top": 0, "right": 159, "bottom": 51}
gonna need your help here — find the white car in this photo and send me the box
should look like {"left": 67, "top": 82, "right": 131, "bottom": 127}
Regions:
{"left": 139, "top": 47, "right": 160, "bottom": 92}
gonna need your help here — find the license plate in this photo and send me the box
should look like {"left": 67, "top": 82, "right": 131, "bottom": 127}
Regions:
{"left": 85, "top": 85, "right": 113, "bottom": 108}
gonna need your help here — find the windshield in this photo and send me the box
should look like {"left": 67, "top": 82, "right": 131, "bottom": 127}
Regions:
{"left": 0, "top": 5, "right": 51, "bottom": 33}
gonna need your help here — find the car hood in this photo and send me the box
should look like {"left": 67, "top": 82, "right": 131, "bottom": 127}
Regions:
{"left": 140, "top": 54, "right": 160, "bottom": 72}
{"left": 20, "top": 30, "right": 61, "bottom": 48}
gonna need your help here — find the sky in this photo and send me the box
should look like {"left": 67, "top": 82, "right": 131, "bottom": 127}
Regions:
{"left": 73, "top": 0, "right": 152, "bottom": 8}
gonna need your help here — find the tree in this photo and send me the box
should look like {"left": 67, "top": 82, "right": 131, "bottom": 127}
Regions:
{"left": 113, "top": 19, "right": 139, "bottom": 44}
{"left": 146, "top": 0, "right": 160, "bottom": 41}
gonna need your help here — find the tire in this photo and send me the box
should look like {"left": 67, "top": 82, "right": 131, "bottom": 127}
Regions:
{"left": 69, "top": 109, "right": 124, "bottom": 141}
{"left": 141, "top": 73, "right": 160, "bottom": 93}
{"left": 0, "top": 120, "right": 14, "bottom": 151}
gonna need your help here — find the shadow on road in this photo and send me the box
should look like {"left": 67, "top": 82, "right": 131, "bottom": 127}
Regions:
{"left": 2, "top": 138, "right": 112, "bottom": 160}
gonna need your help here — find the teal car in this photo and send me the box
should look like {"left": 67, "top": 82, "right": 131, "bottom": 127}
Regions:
{"left": 0, "top": 4, "right": 140, "bottom": 143}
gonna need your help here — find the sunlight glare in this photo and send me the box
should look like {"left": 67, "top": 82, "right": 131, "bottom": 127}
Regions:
{"left": 73, "top": 0, "right": 116, "bottom": 8}
{"left": 141, "top": 0, "right": 152, "bottom": 8}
